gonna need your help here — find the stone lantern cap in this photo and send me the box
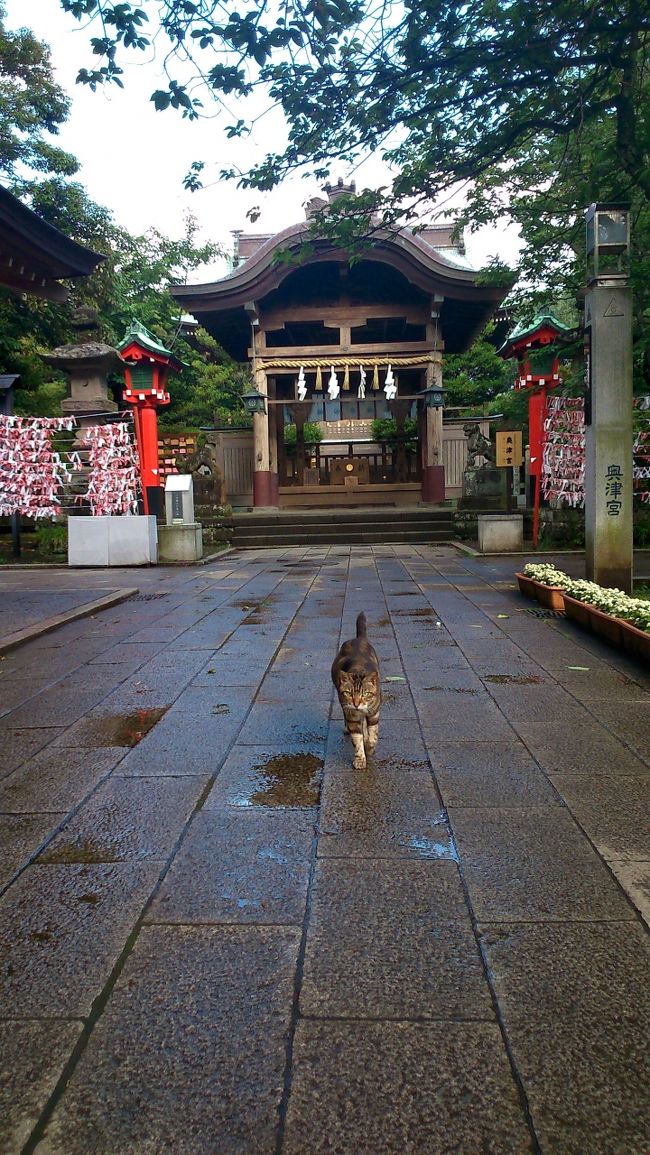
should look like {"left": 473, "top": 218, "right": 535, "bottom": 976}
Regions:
{"left": 41, "top": 342, "right": 128, "bottom": 374}
{"left": 41, "top": 342, "right": 127, "bottom": 417}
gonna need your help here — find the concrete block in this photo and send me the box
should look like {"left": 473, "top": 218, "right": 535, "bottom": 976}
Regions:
{"left": 68, "top": 516, "right": 158, "bottom": 566}
{"left": 477, "top": 513, "right": 523, "bottom": 552}
{"left": 67, "top": 516, "right": 109, "bottom": 566}
{"left": 158, "top": 522, "right": 203, "bottom": 563}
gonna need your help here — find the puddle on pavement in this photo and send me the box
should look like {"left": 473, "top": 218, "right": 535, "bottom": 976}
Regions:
{"left": 30, "top": 928, "right": 55, "bottom": 943}
{"left": 401, "top": 834, "right": 458, "bottom": 861}
{"left": 234, "top": 752, "right": 323, "bottom": 807}
{"left": 424, "top": 685, "right": 480, "bottom": 695}
{"left": 394, "top": 608, "right": 435, "bottom": 618}
{"left": 374, "top": 757, "right": 432, "bottom": 773}
{"left": 484, "top": 674, "right": 544, "bottom": 685}
{"left": 90, "top": 707, "right": 169, "bottom": 746}
{"left": 42, "top": 839, "right": 120, "bottom": 864}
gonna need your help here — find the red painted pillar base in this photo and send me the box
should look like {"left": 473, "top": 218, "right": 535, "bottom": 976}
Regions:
{"left": 253, "top": 470, "right": 279, "bottom": 508}
{"left": 421, "top": 465, "right": 445, "bottom": 503}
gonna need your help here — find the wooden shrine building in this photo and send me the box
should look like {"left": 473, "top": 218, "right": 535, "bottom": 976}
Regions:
{"left": 173, "top": 183, "right": 510, "bottom": 508}
{"left": 0, "top": 185, "right": 104, "bottom": 302}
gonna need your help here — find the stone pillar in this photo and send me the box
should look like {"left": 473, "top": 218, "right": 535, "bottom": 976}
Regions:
{"left": 252, "top": 365, "right": 277, "bottom": 507}
{"left": 421, "top": 356, "right": 445, "bottom": 503}
{"left": 584, "top": 283, "right": 633, "bottom": 591}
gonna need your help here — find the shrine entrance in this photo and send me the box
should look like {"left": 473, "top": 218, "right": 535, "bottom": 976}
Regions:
{"left": 278, "top": 378, "right": 421, "bottom": 505}
{"left": 173, "top": 181, "right": 510, "bottom": 509}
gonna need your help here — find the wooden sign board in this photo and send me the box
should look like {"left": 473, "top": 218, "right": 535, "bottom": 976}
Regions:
{"left": 496, "top": 430, "right": 523, "bottom": 468}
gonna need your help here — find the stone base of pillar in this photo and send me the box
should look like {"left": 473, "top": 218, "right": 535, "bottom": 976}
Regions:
{"left": 253, "top": 470, "right": 279, "bottom": 508}
{"left": 421, "top": 465, "right": 445, "bottom": 503}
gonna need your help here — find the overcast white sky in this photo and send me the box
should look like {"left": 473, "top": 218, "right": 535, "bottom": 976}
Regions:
{"left": 6, "top": 0, "right": 520, "bottom": 278}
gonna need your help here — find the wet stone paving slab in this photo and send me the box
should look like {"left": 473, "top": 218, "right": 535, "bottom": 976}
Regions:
{"left": 0, "top": 545, "right": 649, "bottom": 1153}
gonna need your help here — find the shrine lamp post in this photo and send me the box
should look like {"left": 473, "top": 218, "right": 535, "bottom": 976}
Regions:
{"left": 584, "top": 203, "right": 633, "bottom": 592}
{"left": 118, "top": 323, "right": 181, "bottom": 518}
{"left": 497, "top": 315, "right": 567, "bottom": 548}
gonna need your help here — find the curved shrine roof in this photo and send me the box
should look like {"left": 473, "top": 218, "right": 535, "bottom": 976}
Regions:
{"left": 172, "top": 217, "right": 512, "bottom": 359}
{"left": 0, "top": 185, "right": 105, "bottom": 302}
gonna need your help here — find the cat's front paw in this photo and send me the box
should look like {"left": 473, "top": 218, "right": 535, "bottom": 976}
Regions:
{"left": 352, "top": 753, "right": 367, "bottom": 770}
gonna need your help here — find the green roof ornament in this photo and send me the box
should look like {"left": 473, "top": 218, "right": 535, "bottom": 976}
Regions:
{"left": 118, "top": 319, "right": 175, "bottom": 360}
{"left": 498, "top": 312, "right": 572, "bottom": 357}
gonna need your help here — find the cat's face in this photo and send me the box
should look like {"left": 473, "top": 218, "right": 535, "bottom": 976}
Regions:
{"left": 337, "top": 671, "right": 379, "bottom": 711}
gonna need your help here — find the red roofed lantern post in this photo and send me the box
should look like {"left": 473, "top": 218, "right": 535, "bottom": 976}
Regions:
{"left": 118, "top": 322, "right": 182, "bottom": 517}
{"left": 498, "top": 314, "right": 570, "bottom": 548}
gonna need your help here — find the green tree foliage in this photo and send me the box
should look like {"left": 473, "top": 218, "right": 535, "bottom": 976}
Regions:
{"left": 371, "top": 417, "right": 418, "bottom": 448}
{"left": 163, "top": 327, "right": 253, "bottom": 430}
{"left": 60, "top": 2, "right": 650, "bottom": 210}
{"left": 283, "top": 421, "right": 323, "bottom": 452}
{"left": 0, "top": 2, "right": 78, "bottom": 179}
{"left": 443, "top": 335, "right": 513, "bottom": 413}
{"left": 0, "top": 6, "right": 249, "bottom": 425}
{"left": 60, "top": 1, "right": 650, "bottom": 375}
{"left": 0, "top": 179, "right": 232, "bottom": 421}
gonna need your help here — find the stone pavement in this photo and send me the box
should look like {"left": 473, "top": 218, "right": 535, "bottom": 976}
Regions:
{"left": 0, "top": 545, "right": 649, "bottom": 1154}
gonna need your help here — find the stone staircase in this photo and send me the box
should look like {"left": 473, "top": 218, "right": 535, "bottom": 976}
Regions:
{"left": 229, "top": 506, "right": 456, "bottom": 548}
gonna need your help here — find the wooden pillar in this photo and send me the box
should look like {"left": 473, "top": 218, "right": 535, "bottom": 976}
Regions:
{"left": 389, "top": 398, "right": 410, "bottom": 484}
{"left": 252, "top": 364, "right": 278, "bottom": 507}
{"left": 288, "top": 400, "right": 312, "bottom": 488}
{"left": 421, "top": 356, "right": 445, "bottom": 503}
{"left": 268, "top": 377, "right": 278, "bottom": 477}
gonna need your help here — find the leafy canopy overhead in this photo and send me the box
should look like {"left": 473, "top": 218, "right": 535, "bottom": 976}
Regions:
{"left": 0, "top": 2, "right": 78, "bottom": 179}
{"left": 60, "top": 0, "right": 650, "bottom": 215}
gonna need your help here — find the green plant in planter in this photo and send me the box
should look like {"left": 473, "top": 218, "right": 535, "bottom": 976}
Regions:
{"left": 283, "top": 422, "right": 323, "bottom": 456}
{"left": 371, "top": 417, "right": 418, "bottom": 447}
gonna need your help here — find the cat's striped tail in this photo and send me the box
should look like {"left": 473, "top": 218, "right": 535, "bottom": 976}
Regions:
{"left": 356, "top": 612, "right": 367, "bottom": 638}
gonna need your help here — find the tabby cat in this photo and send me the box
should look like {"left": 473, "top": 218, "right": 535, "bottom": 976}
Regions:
{"left": 331, "top": 612, "right": 381, "bottom": 769}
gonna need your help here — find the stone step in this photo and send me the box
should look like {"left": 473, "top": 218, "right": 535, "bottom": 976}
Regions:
{"left": 231, "top": 510, "right": 455, "bottom": 547}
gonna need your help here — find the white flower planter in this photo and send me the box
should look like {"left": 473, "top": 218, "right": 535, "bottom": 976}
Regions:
{"left": 68, "top": 515, "right": 158, "bottom": 566}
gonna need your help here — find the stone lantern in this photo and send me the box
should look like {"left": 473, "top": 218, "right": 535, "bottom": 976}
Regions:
{"left": 41, "top": 341, "right": 126, "bottom": 436}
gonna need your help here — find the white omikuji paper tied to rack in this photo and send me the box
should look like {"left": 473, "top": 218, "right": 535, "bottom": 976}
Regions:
{"left": 633, "top": 396, "right": 650, "bottom": 504}
{"left": 0, "top": 415, "right": 141, "bottom": 519}
{"left": 383, "top": 364, "right": 397, "bottom": 400}
{"left": 0, "top": 415, "right": 75, "bottom": 518}
{"left": 358, "top": 365, "right": 366, "bottom": 399}
{"left": 541, "top": 396, "right": 585, "bottom": 508}
{"left": 327, "top": 366, "right": 340, "bottom": 400}
{"left": 82, "top": 422, "right": 141, "bottom": 516}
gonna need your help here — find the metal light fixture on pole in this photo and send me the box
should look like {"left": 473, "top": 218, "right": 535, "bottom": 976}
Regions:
{"left": 241, "top": 388, "right": 267, "bottom": 416}
{"left": 584, "top": 203, "right": 633, "bottom": 591}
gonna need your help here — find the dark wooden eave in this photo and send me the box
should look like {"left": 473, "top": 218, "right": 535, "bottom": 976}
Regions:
{"left": 172, "top": 222, "right": 513, "bottom": 359}
{"left": 0, "top": 185, "right": 105, "bottom": 302}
